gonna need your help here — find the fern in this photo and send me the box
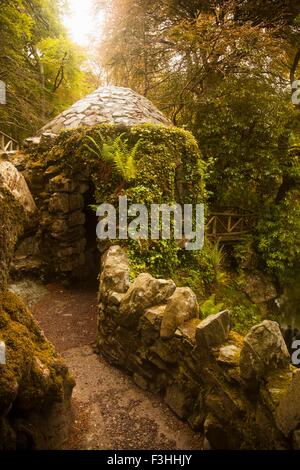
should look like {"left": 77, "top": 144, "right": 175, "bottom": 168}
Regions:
{"left": 206, "top": 239, "right": 229, "bottom": 287}
{"left": 84, "top": 131, "right": 140, "bottom": 182}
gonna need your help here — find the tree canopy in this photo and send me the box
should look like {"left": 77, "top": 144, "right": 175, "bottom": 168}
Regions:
{"left": 96, "top": 0, "right": 300, "bottom": 287}
{"left": 0, "top": 0, "right": 90, "bottom": 140}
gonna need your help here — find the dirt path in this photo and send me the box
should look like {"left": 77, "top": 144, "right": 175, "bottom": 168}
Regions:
{"left": 9, "top": 279, "right": 203, "bottom": 450}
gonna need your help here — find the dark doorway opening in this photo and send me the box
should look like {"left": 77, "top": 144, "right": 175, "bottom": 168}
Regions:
{"left": 80, "top": 185, "right": 100, "bottom": 289}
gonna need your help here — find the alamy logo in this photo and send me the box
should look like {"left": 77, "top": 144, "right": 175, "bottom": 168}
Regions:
{"left": 0, "top": 341, "right": 6, "bottom": 365}
{"left": 96, "top": 196, "right": 205, "bottom": 250}
{"left": 291, "top": 340, "right": 300, "bottom": 366}
{"left": 292, "top": 80, "right": 300, "bottom": 105}
{"left": 0, "top": 80, "right": 6, "bottom": 105}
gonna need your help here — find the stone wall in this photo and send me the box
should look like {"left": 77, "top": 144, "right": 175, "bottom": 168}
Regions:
{"left": 97, "top": 245, "right": 300, "bottom": 450}
{"left": 9, "top": 148, "right": 92, "bottom": 279}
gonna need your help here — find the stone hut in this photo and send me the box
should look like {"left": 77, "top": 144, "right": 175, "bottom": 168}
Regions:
{"left": 14, "top": 85, "right": 203, "bottom": 280}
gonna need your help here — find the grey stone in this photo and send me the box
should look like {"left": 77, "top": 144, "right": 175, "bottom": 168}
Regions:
{"left": 49, "top": 176, "right": 76, "bottom": 193}
{"left": 0, "top": 161, "right": 38, "bottom": 220}
{"left": 175, "top": 318, "right": 199, "bottom": 345}
{"left": 216, "top": 344, "right": 240, "bottom": 366}
{"left": 24, "top": 136, "right": 41, "bottom": 148}
{"left": 241, "top": 271, "right": 277, "bottom": 304}
{"left": 119, "top": 273, "right": 176, "bottom": 328}
{"left": 108, "top": 291, "right": 125, "bottom": 306}
{"left": 51, "top": 217, "right": 68, "bottom": 234}
{"left": 133, "top": 373, "right": 148, "bottom": 391}
{"left": 144, "top": 305, "right": 166, "bottom": 330}
{"left": 165, "top": 384, "right": 192, "bottom": 419}
{"left": 276, "top": 369, "right": 300, "bottom": 437}
{"left": 12, "top": 236, "right": 41, "bottom": 271}
{"left": 149, "top": 339, "right": 178, "bottom": 364}
{"left": 160, "top": 287, "right": 199, "bottom": 339}
{"left": 35, "top": 85, "right": 171, "bottom": 137}
{"left": 139, "top": 305, "right": 166, "bottom": 345}
{"left": 100, "top": 245, "right": 130, "bottom": 297}
{"left": 49, "top": 193, "right": 70, "bottom": 213}
{"left": 195, "top": 310, "right": 231, "bottom": 349}
{"left": 0, "top": 341, "right": 6, "bottom": 365}
{"left": 239, "top": 320, "right": 290, "bottom": 388}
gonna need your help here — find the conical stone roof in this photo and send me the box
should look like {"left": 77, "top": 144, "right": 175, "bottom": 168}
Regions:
{"left": 39, "top": 85, "right": 171, "bottom": 135}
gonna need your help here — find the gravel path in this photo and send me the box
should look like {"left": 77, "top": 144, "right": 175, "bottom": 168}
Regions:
{"left": 9, "top": 279, "right": 203, "bottom": 450}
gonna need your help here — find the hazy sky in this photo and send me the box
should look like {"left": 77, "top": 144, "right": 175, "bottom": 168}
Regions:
{"left": 63, "top": 0, "right": 105, "bottom": 47}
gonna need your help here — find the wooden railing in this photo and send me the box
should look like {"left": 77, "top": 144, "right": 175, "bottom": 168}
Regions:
{"left": 206, "top": 211, "right": 256, "bottom": 242}
{"left": 0, "top": 131, "right": 19, "bottom": 153}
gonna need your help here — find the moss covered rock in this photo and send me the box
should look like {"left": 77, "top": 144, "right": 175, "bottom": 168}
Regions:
{"left": 0, "top": 159, "right": 38, "bottom": 289}
{"left": 0, "top": 291, "right": 75, "bottom": 449}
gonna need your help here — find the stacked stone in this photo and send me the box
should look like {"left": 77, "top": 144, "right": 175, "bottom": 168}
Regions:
{"left": 8, "top": 153, "right": 91, "bottom": 277}
{"left": 97, "top": 245, "right": 300, "bottom": 450}
{"left": 45, "top": 173, "right": 90, "bottom": 275}
{"left": 36, "top": 86, "right": 172, "bottom": 137}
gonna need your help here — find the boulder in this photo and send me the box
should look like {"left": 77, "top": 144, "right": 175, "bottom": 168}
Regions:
{"left": 216, "top": 344, "right": 240, "bottom": 367}
{"left": 160, "top": 287, "right": 199, "bottom": 339}
{"left": 0, "top": 291, "right": 74, "bottom": 449}
{"left": 0, "top": 163, "right": 38, "bottom": 289}
{"left": 12, "top": 235, "right": 41, "bottom": 272}
{"left": 275, "top": 369, "right": 300, "bottom": 438}
{"left": 165, "top": 383, "right": 193, "bottom": 419}
{"left": 239, "top": 320, "right": 290, "bottom": 388}
{"left": 119, "top": 273, "right": 176, "bottom": 328}
{"left": 195, "top": 310, "right": 231, "bottom": 349}
{"left": 0, "top": 161, "right": 37, "bottom": 219}
{"left": 240, "top": 271, "right": 277, "bottom": 304}
{"left": 293, "top": 429, "right": 300, "bottom": 450}
{"left": 100, "top": 246, "right": 130, "bottom": 298}
{"left": 0, "top": 341, "right": 5, "bottom": 365}
{"left": 139, "top": 305, "right": 166, "bottom": 345}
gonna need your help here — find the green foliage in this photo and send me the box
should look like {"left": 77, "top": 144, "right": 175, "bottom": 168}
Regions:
{"left": 128, "top": 239, "right": 181, "bottom": 279}
{"left": 172, "top": 242, "right": 228, "bottom": 298}
{"left": 221, "top": 281, "right": 263, "bottom": 334}
{"left": 195, "top": 77, "right": 292, "bottom": 210}
{"left": 206, "top": 240, "right": 229, "bottom": 288}
{"left": 85, "top": 131, "right": 141, "bottom": 182}
{"left": 257, "top": 189, "right": 300, "bottom": 282}
{"left": 84, "top": 130, "right": 104, "bottom": 159}
{"left": 0, "top": 0, "right": 90, "bottom": 140}
{"left": 200, "top": 295, "right": 224, "bottom": 318}
{"left": 230, "top": 304, "right": 262, "bottom": 335}
{"left": 103, "top": 134, "right": 139, "bottom": 182}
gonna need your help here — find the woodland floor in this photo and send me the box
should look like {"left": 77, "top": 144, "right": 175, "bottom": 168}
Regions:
{"left": 9, "top": 278, "right": 203, "bottom": 450}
